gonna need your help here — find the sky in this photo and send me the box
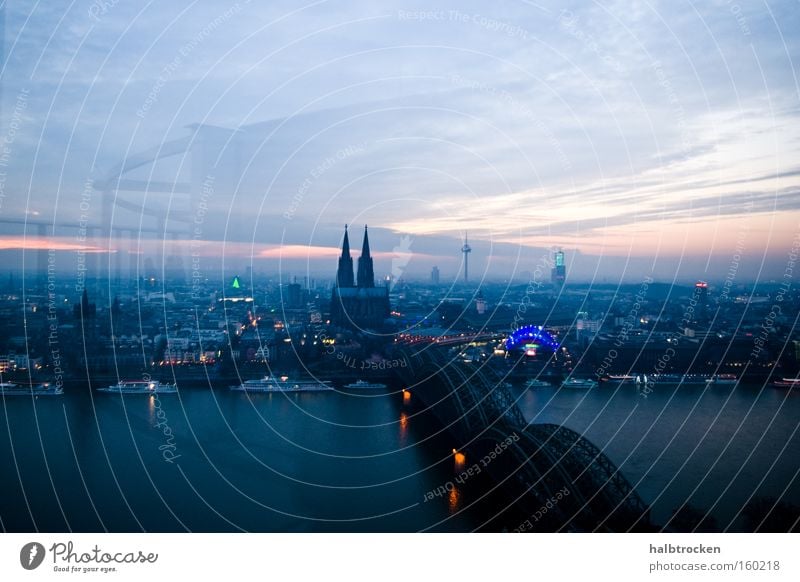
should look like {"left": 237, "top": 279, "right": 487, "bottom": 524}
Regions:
{"left": 0, "top": 0, "right": 798, "bottom": 284}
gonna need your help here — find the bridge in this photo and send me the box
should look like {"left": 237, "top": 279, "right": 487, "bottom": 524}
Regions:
{"left": 395, "top": 343, "right": 651, "bottom": 532}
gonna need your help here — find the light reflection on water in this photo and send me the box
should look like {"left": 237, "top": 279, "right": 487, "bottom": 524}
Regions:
{"left": 399, "top": 411, "right": 408, "bottom": 444}
{"left": 448, "top": 485, "right": 461, "bottom": 514}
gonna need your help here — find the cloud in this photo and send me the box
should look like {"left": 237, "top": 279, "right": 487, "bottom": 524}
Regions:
{"left": 1, "top": 0, "right": 798, "bottom": 281}
{"left": 258, "top": 244, "right": 340, "bottom": 259}
{"left": 0, "top": 236, "right": 105, "bottom": 252}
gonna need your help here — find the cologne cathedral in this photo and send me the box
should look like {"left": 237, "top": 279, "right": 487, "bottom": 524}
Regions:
{"left": 330, "top": 225, "right": 390, "bottom": 329}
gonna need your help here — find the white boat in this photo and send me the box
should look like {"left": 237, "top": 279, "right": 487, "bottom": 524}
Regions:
{"left": 648, "top": 374, "right": 710, "bottom": 386}
{"left": 230, "top": 376, "right": 333, "bottom": 393}
{"left": 98, "top": 380, "right": 177, "bottom": 394}
{"left": 773, "top": 378, "right": 800, "bottom": 389}
{"left": 561, "top": 378, "right": 598, "bottom": 389}
{"left": 0, "top": 382, "right": 63, "bottom": 396}
{"left": 524, "top": 379, "right": 553, "bottom": 389}
{"left": 343, "top": 380, "right": 387, "bottom": 389}
{"left": 607, "top": 374, "right": 636, "bottom": 383}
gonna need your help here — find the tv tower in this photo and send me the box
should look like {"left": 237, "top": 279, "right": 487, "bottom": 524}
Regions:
{"left": 461, "top": 232, "right": 472, "bottom": 283}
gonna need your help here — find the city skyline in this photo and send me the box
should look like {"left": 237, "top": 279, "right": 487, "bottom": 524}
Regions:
{"left": 0, "top": 232, "right": 796, "bottom": 285}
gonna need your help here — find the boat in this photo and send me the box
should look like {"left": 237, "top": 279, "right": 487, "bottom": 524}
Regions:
{"left": 343, "top": 380, "right": 387, "bottom": 389}
{"left": 710, "top": 374, "right": 738, "bottom": 385}
{"left": 647, "top": 374, "right": 711, "bottom": 386}
{"left": 230, "top": 375, "right": 333, "bottom": 393}
{"left": 0, "top": 382, "right": 63, "bottom": 396}
{"left": 98, "top": 380, "right": 177, "bottom": 394}
{"left": 524, "top": 378, "right": 553, "bottom": 389}
{"left": 561, "top": 378, "right": 597, "bottom": 389}
{"left": 772, "top": 378, "right": 800, "bottom": 389}
{"left": 607, "top": 374, "right": 636, "bottom": 383}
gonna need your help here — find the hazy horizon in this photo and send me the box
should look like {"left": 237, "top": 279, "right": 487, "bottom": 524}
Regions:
{"left": 1, "top": 0, "right": 798, "bottom": 284}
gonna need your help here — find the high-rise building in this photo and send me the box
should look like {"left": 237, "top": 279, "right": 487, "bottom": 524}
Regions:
{"left": 330, "top": 225, "right": 390, "bottom": 329}
{"left": 286, "top": 282, "right": 303, "bottom": 308}
{"left": 475, "top": 289, "right": 487, "bottom": 315}
{"left": 551, "top": 248, "right": 566, "bottom": 287}
{"left": 73, "top": 289, "right": 96, "bottom": 319}
{"left": 695, "top": 281, "right": 709, "bottom": 321}
{"left": 431, "top": 266, "right": 440, "bottom": 285}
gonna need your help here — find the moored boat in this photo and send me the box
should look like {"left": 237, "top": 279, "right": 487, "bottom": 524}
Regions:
{"left": 343, "top": 380, "right": 387, "bottom": 390}
{"left": 710, "top": 374, "right": 738, "bottom": 385}
{"left": 646, "top": 374, "right": 711, "bottom": 386}
{"left": 0, "top": 381, "right": 63, "bottom": 396}
{"left": 772, "top": 378, "right": 800, "bottom": 389}
{"left": 607, "top": 374, "right": 636, "bottom": 383}
{"left": 524, "top": 378, "right": 553, "bottom": 389}
{"left": 231, "top": 375, "right": 333, "bottom": 392}
{"left": 561, "top": 378, "right": 598, "bottom": 389}
{"left": 98, "top": 380, "right": 177, "bottom": 394}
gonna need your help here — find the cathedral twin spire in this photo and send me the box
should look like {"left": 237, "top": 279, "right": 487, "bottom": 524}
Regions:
{"left": 337, "top": 224, "right": 374, "bottom": 288}
{"left": 336, "top": 225, "right": 355, "bottom": 287}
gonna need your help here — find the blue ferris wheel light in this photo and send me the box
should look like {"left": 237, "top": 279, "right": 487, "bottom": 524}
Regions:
{"left": 505, "top": 325, "right": 559, "bottom": 351}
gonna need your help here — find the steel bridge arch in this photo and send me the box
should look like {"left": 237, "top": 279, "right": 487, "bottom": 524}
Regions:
{"left": 395, "top": 344, "right": 650, "bottom": 531}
